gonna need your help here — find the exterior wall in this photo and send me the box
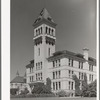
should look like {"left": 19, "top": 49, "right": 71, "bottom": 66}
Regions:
{"left": 32, "top": 23, "right": 56, "bottom": 84}
{"left": 47, "top": 57, "right": 96, "bottom": 95}
{"left": 10, "top": 83, "right": 27, "bottom": 91}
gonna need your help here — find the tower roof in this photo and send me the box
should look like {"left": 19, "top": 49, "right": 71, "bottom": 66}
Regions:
{"left": 34, "top": 8, "right": 55, "bottom": 25}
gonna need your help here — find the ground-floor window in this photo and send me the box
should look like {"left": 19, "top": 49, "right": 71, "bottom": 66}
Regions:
{"left": 53, "top": 81, "right": 61, "bottom": 90}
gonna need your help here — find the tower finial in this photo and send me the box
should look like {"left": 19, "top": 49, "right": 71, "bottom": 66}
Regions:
{"left": 44, "top": 0, "right": 46, "bottom": 8}
{"left": 16, "top": 70, "right": 19, "bottom": 76}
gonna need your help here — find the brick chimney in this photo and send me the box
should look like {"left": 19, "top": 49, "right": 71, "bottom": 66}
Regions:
{"left": 83, "top": 48, "right": 89, "bottom": 61}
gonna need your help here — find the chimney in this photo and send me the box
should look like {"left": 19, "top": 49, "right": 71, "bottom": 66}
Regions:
{"left": 83, "top": 48, "right": 89, "bottom": 61}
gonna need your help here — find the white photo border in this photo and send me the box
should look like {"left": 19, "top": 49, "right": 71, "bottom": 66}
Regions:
{"left": 1, "top": 0, "right": 99, "bottom": 100}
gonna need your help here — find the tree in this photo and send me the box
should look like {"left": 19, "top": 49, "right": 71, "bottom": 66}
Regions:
{"left": 88, "top": 80, "right": 97, "bottom": 97}
{"left": 72, "top": 74, "right": 81, "bottom": 96}
{"left": 46, "top": 77, "right": 51, "bottom": 91}
{"left": 81, "top": 73, "right": 88, "bottom": 97}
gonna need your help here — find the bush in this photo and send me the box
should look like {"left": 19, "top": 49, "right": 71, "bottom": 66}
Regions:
{"left": 46, "top": 77, "right": 51, "bottom": 91}
{"left": 20, "top": 88, "right": 29, "bottom": 95}
{"left": 10, "top": 88, "right": 18, "bottom": 95}
{"left": 72, "top": 74, "right": 81, "bottom": 96}
{"left": 56, "top": 90, "right": 68, "bottom": 97}
{"left": 31, "top": 82, "right": 54, "bottom": 95}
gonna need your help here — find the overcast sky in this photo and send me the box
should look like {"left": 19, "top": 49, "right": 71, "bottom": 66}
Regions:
{"left": 11, "top": 0, "right": 96, "bottom": 80}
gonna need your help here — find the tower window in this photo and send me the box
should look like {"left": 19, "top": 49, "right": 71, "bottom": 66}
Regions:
{"left": 52, "top": 29, "right": 54, "bottom": 36}
{"left": 40, "top": 27, "right": 42, "bottom": 34}
{"left": 38, "top": 48, "right": 40, "bottom": 56}
{"left": 46, "top": 27, "right": 48, "bottom": 33}
{"left": 48, "top": 48, "right": 50, "bottom": 56}
{"left": 49, "top": 28, "right": 51, "bottom": 34}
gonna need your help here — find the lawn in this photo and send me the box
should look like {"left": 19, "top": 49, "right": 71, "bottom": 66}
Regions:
{"left": 11, "top": 97, "right": 96, "bottom": 100}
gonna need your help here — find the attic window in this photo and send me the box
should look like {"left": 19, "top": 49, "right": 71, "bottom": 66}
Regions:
{"left": 48, "top": 17, "right": 52, "bottom": 21}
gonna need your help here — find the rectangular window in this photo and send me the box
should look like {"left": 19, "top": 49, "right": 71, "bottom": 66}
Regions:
{"left": 69, "top": 81, "right": 71, "bottom": 90}
{"left": 41, "top": 62, "right": 42, "bottom": 69}
{"left": 92, "top": 75, "right": 93, "bottom": 81}
{"left": 56, "top": 82, "right": 58, "bottom": 90}
{"left": 81, "top": 62, "right": 83, "bottom": 69}
{"left": 30, "top": 68, "right": 31, "bottom": 73}
{"left": 53, "top": 82, "right": 55, "bottom": 90}
{"left": 56, "top": 60, "right": 57, "bottom": 67}
{"left": 89, "top": 74, "right": 91, "bottom": 81}
{"left": 53, "top": 72, "right": 55, "bottom": 79}
{"left": 38, "top": 48, "right": 40, "bottom": 56}
{"left": 89, "top": 65, "right": 93, "bottom": 71}
{"left": 79, "top": 72, "right": 81, "bottom": 80}
{"left": 48, "top": 48, "right": 50, "bottom": 57}
{"left": 71, "top": 82, "right": 73, "bottom": 90}
{"left": 59, "top": 82, "right": 61, "bottom": 90}
{"left": 56, "top": 71, "right": 57, "bottom": 79}
{"left": 69, "top": 59, "right": 71, "bottom": 66}
{"left": 79, "top": 62, "right": 81, "bottom": 69}
{"left": 69, "top": 70, "right": 71, "bottom": 78}
{"left": 81, "top": 73, "right": 84, "bottom": 80}
{"left": 69, "top": 59, "right": 73, "bottom": 66}
{"left": 79, "top": 62, "right": 83, "bottom": 69}
{"left": 72, "top": 60, "right": 73, "bottom": 67}
{"left": 30, "top": 76, "right": 31, "bottom": 82}
{"left": 36, "top": 74, "right": 37, "bottom": 80}
{"left": 41, "top": 73, "right": 42, "bottom": 80}
{"left": 53, "top": 61, "right": 55, "bottom": 67}
{"left": 58, "top": 59, "right": 61, "bottom": 66}
{"left": 58, "top": 71, "right": 61, "bottom": 78}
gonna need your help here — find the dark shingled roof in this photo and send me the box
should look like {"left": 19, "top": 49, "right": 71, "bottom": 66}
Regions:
{"left": 48, "top": 50, "right": 96, "bottom": 65}
{"left": 26, "top": 59, "right": 34, "bottom": 68}
{"left": 11, "top": 76, "right": 26, "bottom": 83}
{"left": 33, "top": 8, "right": 56, "bottom": 26}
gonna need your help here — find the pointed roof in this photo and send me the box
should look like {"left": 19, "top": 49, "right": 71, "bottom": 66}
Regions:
{"left": 11, "top": 76, "right": 25, "bottom": 83}
{"left": 34, "top": 8, "right": 55, "bottom": 24}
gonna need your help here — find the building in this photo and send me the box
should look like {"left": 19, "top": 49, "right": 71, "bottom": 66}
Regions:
{"left": 25, "top": 8, "right": 96, "bottom": 96}
{"left": 10, "top": 71, "right": 27, "bottom": 94}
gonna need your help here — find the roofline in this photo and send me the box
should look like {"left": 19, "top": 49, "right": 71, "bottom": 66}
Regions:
{"left": 33, "top": 18, "right": 57, "bottom": 28}
{"left": 47, "top": 52, "right": 96, "bottom": 66}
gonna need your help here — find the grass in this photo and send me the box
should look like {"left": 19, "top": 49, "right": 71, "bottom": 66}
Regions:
{"left": 11, "top": 97, "right": 96, "bottom": 100}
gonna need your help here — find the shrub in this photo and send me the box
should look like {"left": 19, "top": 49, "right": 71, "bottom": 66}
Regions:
{"left": 46, "top": 77, "right": 51, "bottom": 91}
{"left": 20, "top": 88, "right": 29, "bottom": 95}
{"left": 56, "top": 90, "right": 68, "bottom": 97}
{"left": 31, "top": 82, "right": 54, "bottom": 95}
{"left": 10, "top": 88, "right": 18, "bottom": 95}
{"left": 72, "top": 74, "right": 81, "bottom": 96}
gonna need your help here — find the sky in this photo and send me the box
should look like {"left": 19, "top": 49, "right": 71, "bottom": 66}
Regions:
{"left": 11, "top": 0, "right": 96, "bottom": 80}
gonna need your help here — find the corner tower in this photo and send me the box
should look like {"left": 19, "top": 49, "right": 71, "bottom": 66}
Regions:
{"left": 33, "top": 8, "right": 57, "bottom": 83}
